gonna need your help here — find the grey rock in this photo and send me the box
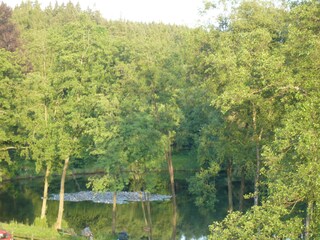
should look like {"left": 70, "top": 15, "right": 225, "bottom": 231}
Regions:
{"left": 47, "top": 191, "right": 171, "bottom": 204}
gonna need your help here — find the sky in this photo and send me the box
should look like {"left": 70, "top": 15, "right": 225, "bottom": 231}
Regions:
{"left": 3, "top": 0, "right": 207, "bottom": 27}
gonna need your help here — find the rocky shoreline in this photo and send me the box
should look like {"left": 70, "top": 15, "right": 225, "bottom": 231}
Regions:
{"left": 48, "top": 191, "right": 172, "bottom": 204}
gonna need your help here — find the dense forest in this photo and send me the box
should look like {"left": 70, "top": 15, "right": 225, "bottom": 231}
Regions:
{"left": 0, "top": 0, "right": 319, "bottom": 239}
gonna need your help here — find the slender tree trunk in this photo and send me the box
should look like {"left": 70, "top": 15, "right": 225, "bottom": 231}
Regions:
{"left": 171, "top": 196, "right": 177, "bottom": 240}
{"left": 112, "top": 191, "right": 117, "bottom": 235}
{"left": 239, "top": 166, "right": 245, "bottom": 212}
{"left": 252, "top": 105, "right": 262, "bottom": 206}
{"left": 227, "top": 159, "right": 233, "bottom": 212}
{"left": 55, "top": 156, "right": 69, "bottom": 230}
{"left": 146, "top": 192, "right": 153, "bottom": 240}
{"left": 72, "top": 170, "right": 81, "bottom": 191}
{"left": 305, "top": 200, "right": 314, "bottom": 240}
{"left": 140, "top": 191, "right": 150, "bottom": 240}
{"left": 41, "top": 166, "right": 50, "bottom": 219}
{"left": 41, "top": 104, "right": 50, "bottom": 220}
{"left": 254, "top": 143, "right": 260, "bottom": 206}
{"left": 166, "top": 143, "right": 177, "bottom": 240}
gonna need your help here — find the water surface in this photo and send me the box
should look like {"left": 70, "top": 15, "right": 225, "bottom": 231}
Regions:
{"left": 0, "top": 174, "right": 228, "bottom": 239}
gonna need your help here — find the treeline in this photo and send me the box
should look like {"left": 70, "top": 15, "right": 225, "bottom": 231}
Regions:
{"left": 0, "top": 0, "right": 319, "bottom": 238}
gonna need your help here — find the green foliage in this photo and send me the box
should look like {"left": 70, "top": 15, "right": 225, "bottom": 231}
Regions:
{"left": 33, "top": 217, "right": 48, "bottom": 228}
{"left": 1, "top": 221, "right": 63, "bottom": 239}
{"left": 209, "top": 203, "right": 302, "bottom": 239}
{"left": 171, "top": 151, "right": 199, "bottom": 171}
{"left": 0, "top": 48, "right": 24, "bottom": 180}
{"left": 86, "top": 21, "right": 191, "bottom": 193}
{"left": 0, "top": 2, "right": 21, "bottom": 51}
{"left": 188, "top": 163, "right": 220, "bottom": 210}
{"left": 1, "top": 0, "right": 319, "bottom": 237}
{"left": 201, "top": 0, "right": 320, "bottom": 238}
{"left": 87, "top": 172, "right": 127, "bottom": 192}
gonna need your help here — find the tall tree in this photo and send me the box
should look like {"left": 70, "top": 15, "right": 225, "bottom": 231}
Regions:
{"left": 263, "top": 1, "right": 320, "bottom": 237}
{"left": 199, "top": 0, "right": 287, "bottom": 206}
{"left": 11, "top": 2, "right": 111, "bottom": 225}
{"left": 0, "top": 3, "right": 20, "bottom": 51}
{"left": 0, "top": 49, "right": 23, "bottom": 180}
{"left": 208, "top": 0, "right": 320, "bottom": 237}
{"left": 0, "top": 4, "right": 24, "bottom": 180}
{"left": 17, "top": 23, "right": 59, "bottom": 221}
{"left": 50, "top": 24, "right": 90, "bottom": 229}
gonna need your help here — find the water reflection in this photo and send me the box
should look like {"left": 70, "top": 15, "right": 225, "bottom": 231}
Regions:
{"left": 0, "top": 176, "right": 222, "bottom": 239}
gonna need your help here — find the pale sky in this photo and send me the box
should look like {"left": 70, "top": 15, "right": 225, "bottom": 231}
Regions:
{"left": 3, "top": 0, "right": 207, "bottom": 27}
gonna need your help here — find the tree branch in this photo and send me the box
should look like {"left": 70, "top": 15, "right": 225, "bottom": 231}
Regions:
{"left": 0, "top": 146, "right": 28, "bottom": 151}
{"left": 0, "top": 146, "right": 16, "bottom": 151}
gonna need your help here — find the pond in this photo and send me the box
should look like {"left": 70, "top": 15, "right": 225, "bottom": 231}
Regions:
{"left": 0, "top": 173, "right": 230, "bottom": 239}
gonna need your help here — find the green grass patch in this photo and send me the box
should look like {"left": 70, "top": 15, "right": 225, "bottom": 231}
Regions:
{"left": 172, "top": 150, "right": 199, "bottom": 171}
{"left": 0, "top": 222, "right": 118, "bottom": 240}
{"left": 1, "top": 221, "right": 63, "bottom": 240}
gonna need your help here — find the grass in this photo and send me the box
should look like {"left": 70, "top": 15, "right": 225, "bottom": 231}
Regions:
{"left": 0, "top": 222, "right": 117, "bottom": 240}
{"left": 172, "top": 150, "right": 199, "bottom": 171}
{"left": 1, "top": 221, "right": 63, "bottom": 240}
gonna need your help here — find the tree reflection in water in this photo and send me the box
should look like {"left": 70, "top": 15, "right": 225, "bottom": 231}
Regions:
{"left": 0, "top": 176, "right": 219, "bottom": 239}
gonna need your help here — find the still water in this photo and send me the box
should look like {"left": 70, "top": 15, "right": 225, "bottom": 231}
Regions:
{"left": 0, "top": 174, "right": 229, "bottom": 239}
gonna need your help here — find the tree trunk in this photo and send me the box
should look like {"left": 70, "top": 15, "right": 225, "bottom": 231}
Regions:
{"left": 305, "top": 200, "right": 314, "bottom": 240}
{"left": 40, "top": 166, "right": 50, "bottom": 219}
{"left": 252, "top": 105, "right": 262, "bottom": 206}
{"left": 254, "top": 142, "right": 260, "bottom": 206}
{"left": 146, "top": 192, "right": 153, "bottom": 240}
{"left": 41, "top": 103, "right": 50, "bottom": 221}
{"left": 140, "top": 192, "right": 150, "bottom": 240}
{"left": 171, "top": 196, "right": 177, "bottom": 240}
{"left": 41, "top": 103, "right": 50, "bottom": 220}
{"left": 55, "top": 156, "right": 69, "bottom": 230}
{"left": 72, "top": 170, "right": 81, "bottom": 191}
{"left": 166, "top": 143, "right": 177, "bottom": 240}
{"left": 112, "top": 191, "right": 117, "bottom": 234}
{"left": 239, "top": 166, "right": 245, "bottom": 212}
{"left": 227, "top": 159, "right": 233, "bottom": 212}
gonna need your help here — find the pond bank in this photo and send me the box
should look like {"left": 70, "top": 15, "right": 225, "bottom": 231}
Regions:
{"left": 2, "top": 168, "right": 198, "bottom": 182}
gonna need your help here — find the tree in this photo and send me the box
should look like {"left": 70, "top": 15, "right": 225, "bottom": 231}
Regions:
{"left": 17, "top": 23, "right": 58, "bottom": 221}
{"left": 0, "top": 49, "right": 24, "bottom": 181}
{"left": 206, "top": 0, "right": 320, "bottom": 237}
{"left": 263, "top": 1, "right": 320, "bottom": 237}
{"left": 209, "top": 203, "right": 302, "bottom": 239}
{"left": 0, "top": 4, "right": 24, "bottom": 181}
{"left": 97, "top": 22, "right": 190, "bottom": 239}
{"left": 197, "top": 0, "right": 288, "bottom": 207}
{"left": 30, "top": 11, "right": 110, "bottom": 229}
{"left": 0, "top": 3, "right": 20, "bottom": 51}
{"left": 11, "top": 2, "right": 114, "bottom": 226}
